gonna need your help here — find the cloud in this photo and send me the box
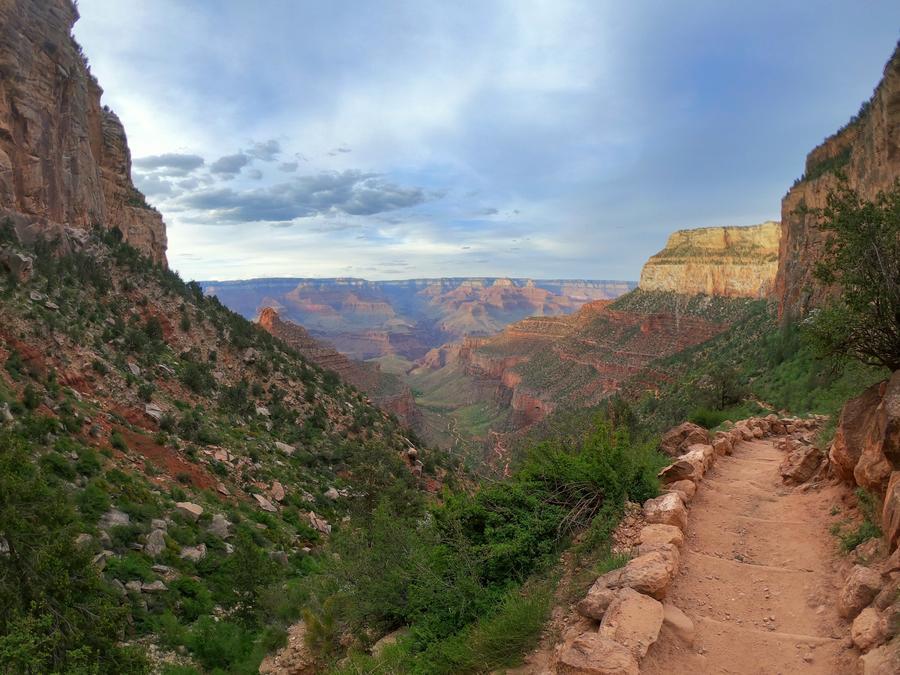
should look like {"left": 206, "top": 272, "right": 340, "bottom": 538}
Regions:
{"left": 247, "top": 169, "right": 264, "bottom": 180}
{"left": 179, "top": 169, "right": 431, "bottom": 223}
{"left": 134, "top": 173, "right": 174, "bottom": 196}
{"left": 133, "top": 153, "right": 204, "bottom": 176}
{"left": 247, "top": 139, "right": 281, "bottom": 161}
{"left": 279, "top": 161, "right": 298, "bottom": 172}
{"left": 210, "top": 153, "right": 251, "bottom": 176}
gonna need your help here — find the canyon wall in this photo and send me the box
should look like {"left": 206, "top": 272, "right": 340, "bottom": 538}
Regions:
{"left": 0, "top": 0, "right": 166, "bottom": 263}
{"left": 257, "top": 307, "right": 421, "bottom": 429}
{"left": 775, "top": 43, "right": 900, "bottom": 317}
{"left": 639, "top": 221, "right": 781, "bottom": 298}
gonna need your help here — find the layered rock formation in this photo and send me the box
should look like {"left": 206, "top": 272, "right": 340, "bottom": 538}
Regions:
{"left": 0, "top": 0, "right": 166, "bottom": 263}
{"left": 776, "top": 43, "right": 900, "bottom": 317}
{"left": 203, "top": 277, "right": 636, "bottom": 360}
{"left": 639, "top": 222, "right": 781, "bottom": 298}
{"left": 257, "top": 307, "right": 421, "bottom": 429}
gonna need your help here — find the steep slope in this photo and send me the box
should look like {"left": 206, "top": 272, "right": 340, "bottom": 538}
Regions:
{"left": 640, "top": 221, "right": 781, "bottom": 298}
{"left": 257, "top": 306, "right": 422, "bottom": 429}
{"left": 203, "top": 277, "right": 636, "bottom": 360}
{"left": 776, "top": 42, "right": 900, "bottom": 317}
{"left": 0, "top": 0, "right": 167, "bottom": 263}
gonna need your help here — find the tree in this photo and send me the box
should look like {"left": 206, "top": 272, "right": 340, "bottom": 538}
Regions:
{"left": 808, "top": 179, "right": 900, "bottom": 370}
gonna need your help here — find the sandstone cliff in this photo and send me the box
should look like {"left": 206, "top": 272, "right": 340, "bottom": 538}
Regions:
{"left": 639, "top": 222, "right": 781, "bottom": 298}
{"left": 0, "top": 0, "right": 166, "bottom": 263}
{"left": 257, "top": 307, "right": 421, "bottom": 429}
{"left": 776, "top": 43, "right": 900, "bottom": 316}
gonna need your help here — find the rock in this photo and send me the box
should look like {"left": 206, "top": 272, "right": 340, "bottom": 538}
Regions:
{"left": 175, "top": 502, "right": 203, "bottom": 521}
{"left": 74, "top": 533, "right": 93, "bottom": 548}
{"left": 151, "top": 518, "right": 167, "bottom": 531}
{"left": 577, "top": 584, "right": 619, "bottom": 621}
{"left": 324, "top": 487, "right": 340, "bottom": 500}
{"left": 144, "top": 402, "right": 164, "bottom": 422}
{"left": 657, "top": 460, "right": 696, "bottom": 485}
{"left": 99, "top": 508, "right": 130, "bottom": 530}
{"left": 216, "top": 483, "right": 231, "bottom": 496}
{"left": 127, "top": 362, "right": 141, "bottom": 377}
{"left": 0, "top": 250, "right": 33, "bottom": 282}
{"left": 598, "top": 588, "right": 663, "bottom": 659}
{"left": 665, "top": 479, "right": 696, "bottom": 503}
{"left": 270, "top": 481, "right": 286, "bottom": 502}
{"left": 853, "top": 374, "right": 900, "bottom": 494}
{"left": 305, "top": 511, "right": 332, "bottom": 535}
{"left": 144, "top": 529, "right": 167, "bottom": 558}
{"left": 638, "top": 524, "right": 684, "bottom": 550}
{"left": 0, "top": 402, "right": 13, "bottom": 423}
{"left": 275, "top": 441, "right": 296, "bottom": 455}
{"left": 779, "top": 445, "right": 822, "bottom": 484}
{"left": 677, "top": 446, "right": 710, "bottom": 480}
{"left": 141, "top": 580, "right": 168, "bottom": 593}
{"left": 179, "top": 543, "right": 207, "bottom": 562}
{"left": 243, "top": 348, "right": 259, "bottom": 364}
{"left": 125, "top": 580, "right": 142, "bottom": 593}
{"left": 208, "top": 513, "right": 232, "bottom": 539}
{"left": 883, "top": 471, "right": 900, "bottom": 553}
{"left": 713, "top": 434, "right": 732, "bottom": 456}
{"left": 659, "top": 422, "right": 710, "bottom": 457}
{"left": 642, "top": 493, "right": 687, "bottom": 531}
{"left": 556, "top": 633, "right": 639, "bottom": 675}
{"left": 838, "top": 565, "right": 883, "bottom": 619}
{"left": 858, "top": 641, "right": 900, "bottom": 674}
{"left": 253, "top": 493, "right": 278, "bottom": 512}
{"left": 830, "top": 380, "right": 885, "bottom": 483}
{"left": 851, "top": 607, "right": 887, "bottom": 652}
{"left": 619, "top": 545, "right": 680, "bottom": 599}
{"left": 662, "top": 603, "right": 695, "bottom": 647}
{"left": 255, "top": 405, "right": 270, "bottom": 417}
{"left": 110, "top": 579, "right": 126, "bottom": 596}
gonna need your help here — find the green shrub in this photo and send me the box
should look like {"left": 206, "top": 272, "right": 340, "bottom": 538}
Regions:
{"left": 187, "top": 617, "right": 255, "bottom": 671}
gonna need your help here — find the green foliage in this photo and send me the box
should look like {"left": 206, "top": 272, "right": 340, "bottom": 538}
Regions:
{"left": 179, "top": 359, "right": 216, "bottom": 395}
{"left": 187, "top": 617, "right": 255, "bottom": 672}
{"left": 0, "top": 431, "right": 148, "bottom": 673}
{"left": 809, "top": 180, "right": 900, "bottom": 370}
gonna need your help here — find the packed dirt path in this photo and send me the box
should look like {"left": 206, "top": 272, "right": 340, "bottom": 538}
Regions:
{"left": 642, "top": 436, "right": 855, "bottom": 674}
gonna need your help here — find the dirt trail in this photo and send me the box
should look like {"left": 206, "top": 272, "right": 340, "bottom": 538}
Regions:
{"left": 642, "top": 436, "right": 854, "bottom": 674}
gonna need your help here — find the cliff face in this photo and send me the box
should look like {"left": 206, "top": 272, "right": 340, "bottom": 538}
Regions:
{"left": 639, "top": 222, "right": 781, "bottom": 298}
{"left": 257, "top": 307, "right": 421, "bottom": 429}
{"left": 776, "top": 44, "right": 900, "bottom": 317}
{"left": 0, "top": 0, "right": 166, "bottom": 263}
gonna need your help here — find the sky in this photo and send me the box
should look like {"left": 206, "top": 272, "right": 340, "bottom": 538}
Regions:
{"left": 73, "top": 1, "right": 900, "bottom": 282}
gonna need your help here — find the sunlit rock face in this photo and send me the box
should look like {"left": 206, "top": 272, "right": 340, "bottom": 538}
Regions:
{"left": 639, "top": 222, "right": 781, "bottom": 298}
{"left": 0, "top": 0, "right": 167, "bottom": 263}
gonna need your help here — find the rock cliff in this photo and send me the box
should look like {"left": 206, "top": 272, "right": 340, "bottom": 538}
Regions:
{"left": 639, "top": 222, "right": 781, "bottom": 298}
{"left": 775, "top": 42, "right": 900, "bottom": 317}
{"left": 257, "top": 307, "right": 421, "bottom": 429}
{"left": 0, "top": 0, "right": 166, "bottom": 263}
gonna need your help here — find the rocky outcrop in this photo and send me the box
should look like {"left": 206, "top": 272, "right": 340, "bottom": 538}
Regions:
{"left": 776, "top": 43, "right": 900, "bottom": 317}
{"left": 257, "top": 307, "right": 422, "bottom": 429}
{"left": 639, "top": 222, "right": 781, "bottom": 298}
{"left": 0, "top": 0, "right": 167, "bottom": 263}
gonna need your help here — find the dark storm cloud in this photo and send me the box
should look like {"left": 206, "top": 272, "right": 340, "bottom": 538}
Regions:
{"left": 133, "top": 153, "right": 205, "bottom": 175}
{"left": 179, "top": 170, "right": 430, "bottom": 223}
{"left": 210, "top": 153, "right": 251, "bottom": 176}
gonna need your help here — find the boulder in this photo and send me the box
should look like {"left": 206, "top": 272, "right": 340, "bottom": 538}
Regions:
{"left": 0, "top": 402, "right": 13, "bottom": 423}
{"left": 324, "top": 487, "right": 340, "bottom": 500}
{"left": 0, "top": 249, "right": 33, "bottom": 282}
{"left": 253, "top": 493, "right": 278, "bottom": 512}
{"left": 657, "top": 460, "right": 695, "bottom": 485}
{"left": 141, "top": 580, "right": 168, "bottom": 593}
{"left": 883, "top": 471, "right": 900, "bottom": 553}
{"left": 305, "top": 511, "right": 332, "bottom": 535}
{"left": 144, "top": 402, "right": 164, "bottom": 422}
{"left": 125, "top": 580, "right": 142, "bottom": 593}
{"left": 665, "top": 479, "right": 696, "bottom": 503}
{"left": 598, "top": 588, "right": 663, "bottom": 659}
{"left": 179, "top": 543, "right": 207, "bottom": 562}
{"left": 779, "top": 445, "right": 822, "bottom": 485}
{"left": 144, "top": 529, "right": 167, "bottom": 558}
{"left": 851, "top": 607, "right": 887, "bottom": 652}
{"left": 208, "top": 513, "right": 232, "bottom": 539}
{"left": 678, "top": 446, "right": 710, "bottom": 479}
{"left": 175, "top": 502, "right": 203, "bottom": 521}
{"left": 838, "top": 565, "right": 883, "bottom": 619}
{"left": 662, "top": 603, "right": 695, "bottom": 647}
{"left": 830, "top": 380, "right": 885, "bottom": 483}
{"left": 577, "top": 583, "right": 619, "bottom": 621}
{"left": 275, "top": 441, "right": 296, "bottom": 455}
{"left": 642, "top": 493, "right": 687, "bottom": 531}
{"left": 151, "top": 518, "right": 167, "bottom": 531}
{"left": 659, "top": 422, "right": 710, "bottom": 457}
{"left": 854, "top": 372, "right": 900, "bottom": 494}
{"left": 270, "top": 481, "right": 286, "bottom": 502}
{"left": 99, "top": 508, "right": 130, "bottom": 530}
{"left": 712, "top": 434, "right": 732, "bottom": 456}
{"left": 556, "top": 633, "right": 639, "bottom": 675}
{"left": 639, "top": 524, "right": 684, "bottom": 549}
{"left": 590, "top": 545, "right": 680, "bottom": 601}
{"left": 858, "top": 641, "right": 900, "bottom": 674}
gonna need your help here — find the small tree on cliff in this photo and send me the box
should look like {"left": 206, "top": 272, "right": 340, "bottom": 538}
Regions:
{"left": 808, "top": 179, "right": 900, "bottom": 370}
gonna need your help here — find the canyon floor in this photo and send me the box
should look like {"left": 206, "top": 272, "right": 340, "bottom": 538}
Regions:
{"left": 641, "top": 437, "right": 854, "bottom": 674}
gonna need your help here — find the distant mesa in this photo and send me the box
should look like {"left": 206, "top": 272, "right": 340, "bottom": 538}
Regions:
{"left": 639, "top": 221, "right": 781, "bottom": 298}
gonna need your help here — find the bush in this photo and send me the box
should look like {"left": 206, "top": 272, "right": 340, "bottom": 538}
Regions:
{"left": 187, "top": 617, "right": 255, "bottom": 671}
